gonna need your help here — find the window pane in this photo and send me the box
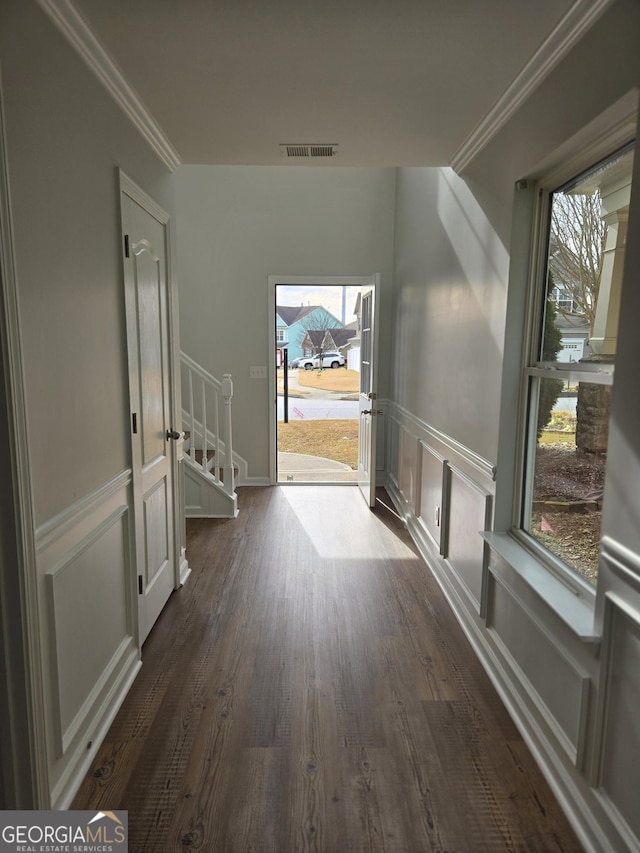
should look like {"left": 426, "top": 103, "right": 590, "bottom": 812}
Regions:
{"left": 523, "top": 144, "right": 634, "bottom": 587}
{"left": 541, "top": 145, "right": 634, "bottom": 366}
{"left": 525, "top": 377, "right": 606, "bottom": 585}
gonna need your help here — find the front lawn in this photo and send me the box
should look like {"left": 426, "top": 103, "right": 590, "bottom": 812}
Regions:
{"left": 278, "top": 419, "right": 358, "bottom": 468}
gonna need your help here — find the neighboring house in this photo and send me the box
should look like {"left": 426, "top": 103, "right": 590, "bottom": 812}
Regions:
{"left": 555, "top": 313, "right": 590, "bottom": 363}
{"left": 300, "top": 326, "right": 356, "bottom": 357}
{"left": 276, "top": 305, "right": 343, "bottom": 362}
{"left": 275, "top": 311, "right": 289, "bottom": 367}
{"left": 336, "top": 322, "right": 360, "bottom": 370}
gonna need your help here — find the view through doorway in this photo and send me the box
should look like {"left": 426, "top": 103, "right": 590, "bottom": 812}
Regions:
{"left": 275, "top": 282, "right": 362, "bottom": 483}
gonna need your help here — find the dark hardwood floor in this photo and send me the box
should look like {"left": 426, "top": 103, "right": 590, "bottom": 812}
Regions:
{"left": 72, "top": 486, "right": 583, "bottom": 852}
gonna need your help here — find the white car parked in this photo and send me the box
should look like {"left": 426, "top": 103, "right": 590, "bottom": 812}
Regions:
{"left": 298, "top": 351, "right": 346, "bottom": 370}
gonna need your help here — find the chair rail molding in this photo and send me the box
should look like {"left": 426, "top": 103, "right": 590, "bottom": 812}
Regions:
{"left": 390, "top": 402, "right": 496, "bottom": 483}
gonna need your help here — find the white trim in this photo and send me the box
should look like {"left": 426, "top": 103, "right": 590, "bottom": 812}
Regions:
{"left": 445, "top": 461, "right": 493, "bottom": 614}
{"left": 391, "top": 402, "right": 496, "bottom": 482}
{"left": 451, "top": 0, "right": 615, "bottom": 173}
{"left": 35, "top": 469, "right": 132, "bottom": 550}
{"left": 52, "top": 649, "right": 141, "bottom": 809}
{"left": 600, "top": 535, "right": 640, "bottom": 593}
{"left": 0, "top": 69, "right": 50, "bottom": 807}
{"left": 37, "top": 0, "right": 181, "bottom": 172}
{"left": 589, "top": 591, "right": 640, "bottom": 851}
{"left": 487, "top": 568, "right": 592, "bottom": 770}
{"left": 120, "top": 170, "right": 170, "bottom": 224}
{"left": 484, "top": 533, "right": 597, "bottom": 641}
{"left": 532, "top": 89, "right": 638, "bottom": 189}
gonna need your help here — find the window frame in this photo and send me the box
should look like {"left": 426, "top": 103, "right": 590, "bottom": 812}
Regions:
{"left": 512, "top": 138, "right": 635, "bottom": 599}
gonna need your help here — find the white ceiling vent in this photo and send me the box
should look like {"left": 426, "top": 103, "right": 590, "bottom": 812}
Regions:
{"left": 280, "top": 144, "right": 338, "bottom": 159}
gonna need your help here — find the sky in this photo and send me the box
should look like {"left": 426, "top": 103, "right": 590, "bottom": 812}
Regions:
{"left": 277, "top": 284, "right": 361, "bottom": 326}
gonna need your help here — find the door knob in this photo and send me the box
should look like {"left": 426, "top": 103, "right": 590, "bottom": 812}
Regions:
{"left": 362, "top": 409, "right": 383, "bottom": 416}
{"left": 166, "top": 429, "right": 183, "bottom": 441}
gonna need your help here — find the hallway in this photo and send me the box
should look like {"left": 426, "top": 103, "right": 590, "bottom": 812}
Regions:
{"left": 72, "top": 487, "right": 582, "bottom": 851}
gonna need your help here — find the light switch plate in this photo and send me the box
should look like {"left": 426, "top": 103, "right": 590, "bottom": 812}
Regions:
{"left": 250, "top": 365, "right": 267, "bottom": 379}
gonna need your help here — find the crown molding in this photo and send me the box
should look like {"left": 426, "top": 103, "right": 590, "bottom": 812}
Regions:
{"left": 36, "top": 0, "right": 181, "bottom": 172}
{"left": 450, "top": 0, "right": 615, "bottom": 174}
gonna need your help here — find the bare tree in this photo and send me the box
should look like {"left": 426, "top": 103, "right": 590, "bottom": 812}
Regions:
{"left": 548, "top": 190, "right": 606, "bottom": 333}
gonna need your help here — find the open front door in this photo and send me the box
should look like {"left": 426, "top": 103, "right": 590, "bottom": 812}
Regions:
{"left": 358, "top": 283, "right": 378, "bottom": 506}
{"left": 121, "top": 174, "right": 178, "bottom": 644}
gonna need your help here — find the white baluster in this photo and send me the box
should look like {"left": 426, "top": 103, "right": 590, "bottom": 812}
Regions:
{"left": 201, "top": 378, "right": 207, "bottom": 475}
{"left": 214, "top": 391, "right": 220, "bottom": 480}
{"left": 188, "top": 369, "right": 194, "bottom": 464}
{"left": 222, "top": 374, "right": 234, "bottom": 494}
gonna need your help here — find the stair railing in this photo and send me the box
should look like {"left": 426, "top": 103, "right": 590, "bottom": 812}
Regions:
{"left": 180, "top": 352, "right": 235, "bottom": 495}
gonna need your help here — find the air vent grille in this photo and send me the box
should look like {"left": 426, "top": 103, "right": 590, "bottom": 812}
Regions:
{"left": 280, "top": 144, "right": 338, "bottom": 159}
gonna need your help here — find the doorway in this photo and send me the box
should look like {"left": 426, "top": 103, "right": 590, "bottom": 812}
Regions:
{"left": 269, "top": 275, "right": 375, "bottom": 485}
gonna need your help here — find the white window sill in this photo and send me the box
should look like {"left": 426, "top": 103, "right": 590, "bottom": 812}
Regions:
{"left": 482, "top": 532, "right": 599, "bottom": 642}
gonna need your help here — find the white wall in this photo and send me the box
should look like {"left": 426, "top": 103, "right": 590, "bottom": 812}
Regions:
{"left": 0, "top": 0, "right": 176, "bottom": 808}
{"left": 176, "top": 166, "right": 396, "bottom": 478}
{"left": 388, "top": 2, "right": 640, "bottom": 851}
{"left": 392, "top": 166, "right": 509, "bottom": 464}
{"left": 1, "top": 1, "right": 176, "bottom": 526}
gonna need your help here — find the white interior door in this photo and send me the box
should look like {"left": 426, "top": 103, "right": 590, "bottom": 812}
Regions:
{"left": 121, "top": 176, "right": 177, "bottom": 643}
{"left": 358, "top": 284, "right": 378, "bottom": 507}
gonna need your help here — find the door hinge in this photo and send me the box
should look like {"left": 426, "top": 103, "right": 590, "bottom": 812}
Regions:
{"left": 124, "top": 234, "right": 130, "bottom": 258}
{"left": 138, "top": 575, "right": 143, "bottom": 595}
{"left": 132, "top": 412, "right": 137, "bottom": 434}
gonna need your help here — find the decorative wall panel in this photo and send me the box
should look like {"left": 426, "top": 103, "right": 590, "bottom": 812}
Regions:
{"left": 445, "top": 464, "right": 491, "bottom": 609}
{"left": 595, "top": 591, "right": 640, "bottom": 845}
{"left": 488, "top": 575, "right": 588, "bottom": 764}
{"left": 46, "top": 508, "right": 130, "bottom": 755}
{"left": 417, "top": 442, "right": 446, "bottom": 551}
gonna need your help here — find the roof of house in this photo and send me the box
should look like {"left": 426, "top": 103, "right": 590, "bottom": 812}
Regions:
{"left": 304, "top": 330, "right": 327, "bottom": 348}
{"left": 303, "top": 328, "right": 357, "bottom": 349}
{"left": 331, "top": 328, "right": 357, "bottom": 347}
{"left": 276, "top": 305, "right": 322, "bottom": 326}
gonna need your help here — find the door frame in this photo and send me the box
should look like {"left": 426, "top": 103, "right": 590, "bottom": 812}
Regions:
{"left": 119, "top": 170, "right": 188, "bottom": 643}
{"left": 358, "top": 281, "right": 381, "bottom": 507}
{"left": 0, "top": 73, "right": 49, "bottom": 807}
{"left": 267, "top": 274, "right": 378, "bottom": 486}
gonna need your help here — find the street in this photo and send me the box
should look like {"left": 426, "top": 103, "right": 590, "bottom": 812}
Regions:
{"left": 277, "top": 396, "right": 358, "bottom": 420}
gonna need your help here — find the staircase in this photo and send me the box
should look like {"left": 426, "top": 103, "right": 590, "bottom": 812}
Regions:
{"left": 181, "top": 352, "right": 239, "bottom": 518}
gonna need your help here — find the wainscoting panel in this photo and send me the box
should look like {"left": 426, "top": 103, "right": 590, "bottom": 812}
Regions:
{"left": 397, "top": 424, "right": 418, "bottom": 511}
{"left": 46, "top": 508, "right": 130, "bottom": 755}
{"left": 388, "top": 414, "right": 400, "bottom": 489}
{"left": 36, "top": 471, "right": 140, "bottom": 807}
{"left": 445, "top": 464, "right": 492, "bottom": 610}
{"left": 592, "top": 539, "right": 640, "bottom": 852}
{"left": 417, "top": 442, "right": 446, "bottom": 552}
{"left": 487, "top": 573, "right": 588, "bottom": 765}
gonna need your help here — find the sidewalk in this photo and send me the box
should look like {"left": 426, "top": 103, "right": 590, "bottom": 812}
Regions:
{"left": 277, "top": 451, "right": 358, "bottom": 482}
{"left": 277, "top": 368, "right": 358, "bottom": 401}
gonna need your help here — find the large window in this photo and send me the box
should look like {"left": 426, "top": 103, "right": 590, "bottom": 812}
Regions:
{"left": 520, "top": 143, "right": 635, "bottom": 587}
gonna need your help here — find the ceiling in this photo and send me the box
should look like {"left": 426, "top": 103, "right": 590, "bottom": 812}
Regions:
{"left": 70, "top": 0, "right": 597, "bottom": 167}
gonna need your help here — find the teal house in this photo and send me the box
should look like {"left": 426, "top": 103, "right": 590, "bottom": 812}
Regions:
{"left": 276, "top": 305, "right": 343, "bottom": 363}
